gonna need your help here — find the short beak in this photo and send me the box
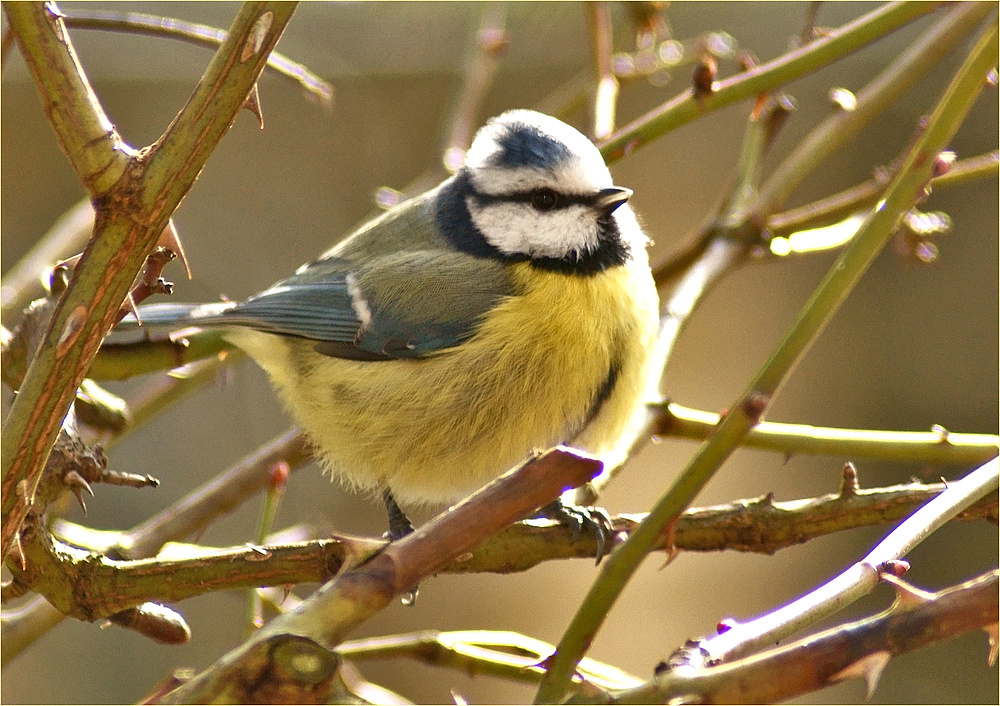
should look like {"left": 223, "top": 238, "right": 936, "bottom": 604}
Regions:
{"left": 594, "top": 186, "right": 632, "bottom": 215}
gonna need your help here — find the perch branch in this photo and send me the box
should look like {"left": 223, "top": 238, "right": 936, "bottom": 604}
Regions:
{"left": 158, "top": 447, "right": 603, "bottom": 704}
{"left": 10, "top": 469, "right": 994, "bottom": 621}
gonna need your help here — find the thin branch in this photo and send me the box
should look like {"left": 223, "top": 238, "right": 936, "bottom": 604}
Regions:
{"left": 694, "top": 457, "right": 999, "bottom": 665}
{"left": 386, "top": 3, "right": 508, "bottom": 202}
{"left": 606, "top": 570, "right": 998, "bottom": 704}
{"left": 766, "top": 149, "right": 999, "bottom": 240}
{"left": 598, "top": 2, "right": 944, "bottom": 162}
{"left": 0, "top": 595, "right": 65, "bottom": 667}
{"left": 338, "top": 630, "right": 643, "bottom": 695}
{"left": 13, "top": 471, "right": 994, "bottom": 621}
{"left": 649, "top": 5, "right": 995, "bottom": 283}
{"left": 577, "top": 93, "right": 792, "bottom": 503}
{"left": 535, "top": 18, "right": 999, "bottom": 702}
{"left": 749, "top": 1, "right": 994, "bottom": 219}
{"left": 440, "top": 3, "right": 507, "bottom": 169}
{"left": 86, "top": 329, "right": 231, "bottom": 380}
{"left": 60, "top": 9, "right": 333, "bottom": 107}
{"left": 2, "top": 3, "right": 128, "bottom": 196}
{"left": 0, "top": 198, "right": 94, "bottom": 322}
{"left": 587, "top": 2, "right": 618, "bottom": 139}
{"left": 157, "top": 448, "right": 603, "bottom": 704}
{"left": 112, "top": 428, "right": 309, "bottom": 561}
{"left": 654, "top": 401, "right": 1000, "bottom": 466}
{"left": 1, "top": 428, "right": 310, "bottom": 663}
{"left": 0, "top": 23, "right": 14, "bottom": 70}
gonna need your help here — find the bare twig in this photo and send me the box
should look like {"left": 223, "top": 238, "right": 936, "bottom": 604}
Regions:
{"left": 749, "top": 1, "right": 994, "bottom": 219}
{"left": 112, "top": 429, "right": 310, "bottom": 561}
{"left": 691, "top": 457, "right": 999, "bottom": 665}
{"left": 387, "top": 3, "right": 508, "bottom": 203}
{"left": 1, "top": 428, "right": 310, "bottom": 663}
{"left": 338, "top": 630, "right": 643, "bottom": 695}
{"left": 12, "top": 471, "right": 993, "bottom": 621}
{"left": 766, "top": 149, "right": 999, "bottom": 240}
{"left": 587, "top": 2, "right": 619, "bottom": 139}
{"left": 598, "top": 2, "right": 943, "bottom": 162}
{"left": 59, "top": 8, "right": 333, "bottom": 107}
{"left": 608, "top": 570, "right": 998, "bottom": 704}
{"left": 0, "top": 198, "right": 94, "bottom": 321}
{"left": 1, "top": 3, "right": 297, "bottom": 563}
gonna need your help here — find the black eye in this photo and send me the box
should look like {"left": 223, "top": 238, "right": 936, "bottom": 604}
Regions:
{"left": 531, "top": 188, "right": 560, "bottom": 211}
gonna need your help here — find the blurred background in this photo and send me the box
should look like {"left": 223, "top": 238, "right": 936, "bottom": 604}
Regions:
{"left": 2, "top": 2, "right": 997, "bottom": 703}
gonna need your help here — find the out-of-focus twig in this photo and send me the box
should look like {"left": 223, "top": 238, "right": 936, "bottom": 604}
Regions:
{"left": 765, "top": 149, "right": 999, "bottom": 240}
{"left": 338, "top": 630, "right": 643, "bottom": 695}
{"left": 60, "top": 9, "right": 333, "bottom": 107}
{"left": 587, "top": 2, "right": 618, "bottom": 139}
{"left": 749, "top": 1, "right": 994, "bottom": 219}
{"left": 598, "top": 2, "right": 942, "bottom": 162}
{"left": 382, "top": 3, "right": 508, "bottom": 204}
{"left": 0, "top": 197, "right": 94, "bottom": 322}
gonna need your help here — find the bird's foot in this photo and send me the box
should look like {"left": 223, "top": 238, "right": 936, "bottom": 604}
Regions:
{"left": 535, "top": 498, "right": 615, "bottom": 564}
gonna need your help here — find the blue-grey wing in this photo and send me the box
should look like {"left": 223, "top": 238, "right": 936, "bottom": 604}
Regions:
{"left": 221, "top": 251, "right": 515, "bottom": 361}
{"left": 222, "top": 279, "right": 362, "bottom": 345}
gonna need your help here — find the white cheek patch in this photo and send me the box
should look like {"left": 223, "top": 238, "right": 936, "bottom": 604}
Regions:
{"left": 466, "top": 198, "right": 599, "bottom": 260}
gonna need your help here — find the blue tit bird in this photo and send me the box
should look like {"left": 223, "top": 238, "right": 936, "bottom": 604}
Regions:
{"left": 123, "top": 109, "right": 661, "bottom": 545}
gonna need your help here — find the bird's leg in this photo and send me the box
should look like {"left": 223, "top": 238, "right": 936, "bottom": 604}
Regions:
{"left": 382, "top": 488, "right": 415, "bottom": 541}
{"left": 381, "top": 488, "right": 419, "bottom": 605}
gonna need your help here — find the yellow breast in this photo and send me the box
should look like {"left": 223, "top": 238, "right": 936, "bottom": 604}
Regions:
{"left": 229, "top": 260, "right": 660, "bottom": 504}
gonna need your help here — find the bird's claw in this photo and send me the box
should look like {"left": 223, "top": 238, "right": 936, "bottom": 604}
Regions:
{"left": 536, "top": 499, "right": 614, "bottom": 564}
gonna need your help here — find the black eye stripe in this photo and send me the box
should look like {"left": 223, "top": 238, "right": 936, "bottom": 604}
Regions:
{"left": 471, "top": 188, "right": 598, "bottom": 210}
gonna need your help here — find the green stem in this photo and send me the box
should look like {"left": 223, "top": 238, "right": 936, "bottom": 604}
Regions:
{"left": 87, "top": 329, "right": 230, "bottom": 380}
{"left": 2, "top": 2, "right": 127, "bottom": 195}
{"left": 535, "top": 17, "right": 998, "bottom": 704}
{"left": 656, "top": 402, "right": 999, "bottom": 466}
{"left": 0, "top": 198, "right": 94, "bottom": 321}
{"left": 767, "top": 149, "right": 999, "bottom": 238}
